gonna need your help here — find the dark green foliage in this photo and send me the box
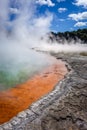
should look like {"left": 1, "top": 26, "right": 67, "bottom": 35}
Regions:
{"left": 49, "top": 28, "right": 87, "bottom": 44}
{"left": 80, "top": 52, "right": 87, "bottom": 56}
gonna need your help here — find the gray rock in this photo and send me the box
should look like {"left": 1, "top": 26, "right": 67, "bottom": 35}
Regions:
{"left": 0, "top": 53, "right": 87, "bottom": 130}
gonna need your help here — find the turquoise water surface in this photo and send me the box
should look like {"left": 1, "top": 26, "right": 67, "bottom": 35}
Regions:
{"left": 0, "top": 49, "right": 54, "bottom": 91}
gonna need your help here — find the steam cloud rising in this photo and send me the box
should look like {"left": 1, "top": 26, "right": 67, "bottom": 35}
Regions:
{"left": 0, "top": 0, "right": 87, "bottom": 58}
{"left": 0, "top": 0, "right": 54, "bottom": 90}
{"left": 0, "top": 0, "right": 87, "bottom": 90}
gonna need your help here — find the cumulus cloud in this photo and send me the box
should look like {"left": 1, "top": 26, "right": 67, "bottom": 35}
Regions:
{"left": 68, "top": 11, "right": 87, "bottom": 21}
{"left": 36, "top": 0, "right": 55, "bottom": 7}
{"left": 74, "top": 0, "right": 87, "bottom": 8}
{"left": 58, "top": 8, "right": 67, "bottom": 13}
{"left": 74, "top": 21, "right": 87, "bottom": 27}
{"left": 9, "top": 8, "right": 20, "bottom": 14}
{"left": 57, "top": 0, "right": 66, "bottom": 2}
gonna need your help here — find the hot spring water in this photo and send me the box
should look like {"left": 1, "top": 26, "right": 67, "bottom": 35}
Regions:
{"left": 0, "top": 48, "right": 54, "bottom": 91}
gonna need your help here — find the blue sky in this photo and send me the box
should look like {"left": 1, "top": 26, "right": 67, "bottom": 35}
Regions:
{"left": 1, "top": 0, "right": 87, "bottom": 33}
{"left": 35, "top": 0, "right": 87, "bottom": 32}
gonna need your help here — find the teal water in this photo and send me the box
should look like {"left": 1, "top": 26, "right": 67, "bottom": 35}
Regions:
{"left": 0, "top": 49, "right": 54, "bottom": 91}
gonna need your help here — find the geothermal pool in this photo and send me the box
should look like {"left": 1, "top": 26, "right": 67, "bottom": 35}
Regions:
{"left": 0, "top": 50, "right": 55, "bottom": 91}
{"left": 0, "top": 51, "right": 67, "bottom": 124}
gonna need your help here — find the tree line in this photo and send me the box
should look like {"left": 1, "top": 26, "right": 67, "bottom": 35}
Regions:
{"left": 48, "top": 28, "right": 87, "bottom": 44}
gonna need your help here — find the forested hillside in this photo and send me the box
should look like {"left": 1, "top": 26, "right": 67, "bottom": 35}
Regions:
{"left": 48, "top": 28, "right": 87, "bottom": 44}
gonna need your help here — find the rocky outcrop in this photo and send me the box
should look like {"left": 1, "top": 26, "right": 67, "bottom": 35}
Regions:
{"left": 0, "top": 54, "right": 87, "bottom": 130}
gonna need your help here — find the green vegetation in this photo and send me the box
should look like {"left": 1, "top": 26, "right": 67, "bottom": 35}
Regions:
{"left": 80, "top": 52, "right": 87, "bottom": 56}
{"left": 49, "top": 28, "right": 87, "bottom": 44}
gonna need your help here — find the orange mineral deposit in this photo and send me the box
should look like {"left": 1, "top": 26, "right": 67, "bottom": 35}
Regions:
{"left": 0, "top": 60, "right": 67, "bottom": 124}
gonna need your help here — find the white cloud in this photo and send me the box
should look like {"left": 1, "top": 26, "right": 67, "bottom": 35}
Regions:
{"left": 36, "top": 0, "right": 55, "bottom": 7}
{"left": 74, "top": 21, "right": 87, "bottom": 27}
{"left": 0, "top": 0, "right": 9, "bottom": 31}
{"left": 58, "top": 18, "right": 65, "bottom": 21}
{"left": 58, "top": 8, "right": 67, "bottom": 13}
{"left": 70, "top": 28, "right": 74, "bottom": 31}
{"left": 0, "top": 0, "right": 9, "bottom": 21}
{"left": 74, "top": 0, "right": 87, "bottom": 8}
{"left": 9, "top": 8, "right": 20, "bottom": 14}
{"left": 34, "top": 15, "right": 52, "bottom": 28}
{"left": 33, "top": 14, "right": 53, "bottom": 35}
{"left": 68, "top": 12, "right": 87, "bottom": 21}
{"left": 57, "top": 0, "right": 66, "bottom": 2}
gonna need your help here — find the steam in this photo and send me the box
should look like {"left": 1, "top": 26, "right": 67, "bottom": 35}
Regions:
{"left": 0, "top": 0, "right": 53, "bottom": 65}
{"left": 39, "top": 42, "right": 87, "bottom": 53}
{"left": 0, "top": 0, "right": 86, "bottom": 60}
{"left": 0, "top": 0, "right": 54, "bottom": 89}
{"left": 38, "top": 35, "right": 87, "bottom": 53}
{"left": 0, "top": 0, "right": 87, "bottom": 90}
{"left": 0, "top": 1, "right": 53, "bottom": 40}
{"left": 0, "top": 0, "right": 53, "bottom": 64}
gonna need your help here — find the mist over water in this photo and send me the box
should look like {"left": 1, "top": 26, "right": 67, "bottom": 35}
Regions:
{"left": 0, "top": 0, "right": 54, "bottom": 90}
{"left": 0, "top": 45, "right": 54, "bottom": 90}
{"left": 0, "top": 0, "right": 87, "bottom": 90}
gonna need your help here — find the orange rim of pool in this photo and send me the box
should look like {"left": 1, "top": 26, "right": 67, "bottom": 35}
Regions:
{"left": 0, "top": 60, "right": 67, "bottom": 124}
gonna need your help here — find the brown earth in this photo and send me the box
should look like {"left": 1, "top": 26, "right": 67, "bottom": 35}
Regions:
{"left": 0, "top": 60, "right": 67, "bottom": 124}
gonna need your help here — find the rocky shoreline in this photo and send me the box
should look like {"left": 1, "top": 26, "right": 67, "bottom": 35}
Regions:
{"left": 0, "top": 53, "right": 87, "bottom": 130}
